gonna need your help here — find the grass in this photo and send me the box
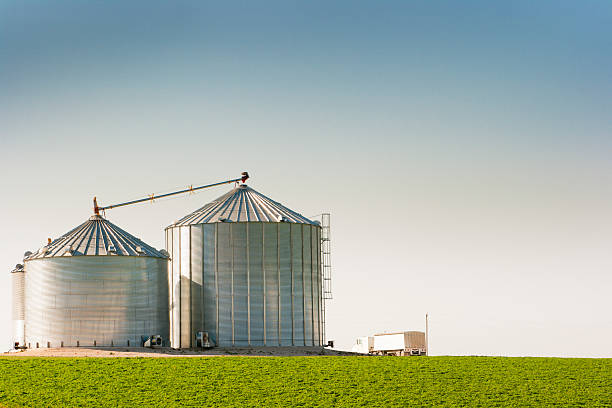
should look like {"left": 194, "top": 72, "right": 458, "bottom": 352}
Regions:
{"left": 0, "top": 356, "right": 610, "bottom": 407}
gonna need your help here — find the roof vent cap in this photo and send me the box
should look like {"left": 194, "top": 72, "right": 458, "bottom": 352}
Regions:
{"left": 135, "top": 246, "right": 144, "bottom": 254}
{"left": 108, "top": 244, "right": 117, "bottom": 253}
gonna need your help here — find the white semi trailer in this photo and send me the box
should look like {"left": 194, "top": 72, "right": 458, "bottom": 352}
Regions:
{"left": 352, "top": 331, "right": 427, "bottom": 356}
{"left": 373, "top": 331, "right": 426, "bottom": 356}
{"left": 351, "top": 336, "right": 374, "bottom": 354}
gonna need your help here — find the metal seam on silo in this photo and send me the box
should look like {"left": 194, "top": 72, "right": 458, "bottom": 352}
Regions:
{"left": 310, "top": 226, "right": 316, "bottom": 345}
{"left": 200, "top": 190, "right": 235, "bottom": 222}
{"left": 314, "top": 226, "right": 318, "bottom": 345}
{"left": 57, "top": 224, "right": 81, "bottom": 242}
{"left": 215, "top": 223, "right": 219, "bottom": 346}
{"left": 246, "top": 223, "right": 250, "bottom": 345}
{"left": 198, "top": 205, "right": 212, "bottom": 222}
{"left": 310, "top": 225, "right": 319, "bottom": 346}
{"left": 110, "top": 223, "right": 143, "bottom": 254}
{"left": 307, "top": 225, "right": 312, "bottom": 345}
{"left": 230, "top": 223, "right": 234, "bottom": 345}
{"left": 94, "top": 223, "right": 100, "bottom": 255}
{"left": 104, "top": 221, "right": 118, "bottom": 255}
{"left": 167, "top": 229, "right": 171, "bottom": 346}
{"left": 262, "top": 223, "right": 266, "bottom": 345}
{"left": 54, "top": 221, "right": 88, "bottom": 254}
{"left": 227, "top": 192, "right": 240, "bottom": 222}
{"left": 114, "top": 226, "right": 139, "bottom": 255}
{"left": 245, "top": 192, "right": 259, "bottom": 222}
{"left": 250, "top": 192, "right": 279, "bottom": 217}
{"left": 251, "top": 193, "right": 293, "bottom": 221}
{"left": 289, "top": 223, "right": 293, "bottom": 346}
{"left": 301, "top": 225, "right": 306, "bottom": 345}
{"left": 170, "top": 228, "right": 174, "bottom": 346}
{"left": 199, "top": 198, "right": 228, "bottom": 224}
{"left": 256, "top": 192, "right": 306, "bottom": 223}
{"left": 314, "top": 225, "right": 320, "bottom": 345}
{"left": 237, "top": 189, "right": 245, "bottom": 221}
{"left": 114, "top": 222, "right": 160, "bottom": 255}
{"left": 200, "top": 225, "right": 205, "bottom": 344}
{"left": 74, "top": 222, "right": 92, "bottom": 253}
{"left": 107, "top": 222, "right": 127, "bottom": 254}
{"left": 253, "top": 191, "right": 277, "bottom": 221}
{"left": 189, "top": 226, "right": 192, "bottom": 347}
{"left": 245, "top": 190, "right": 255, "bottom": 221}
{"left": 59, "top": 225, "right": 83, "bottom": 253}
{"left": 240, "top": 190, "right": 247, "bottom": 221}
{"left": 309, "top": 225, "right": 313, "bottom": 345}
{"left": 177, "top": 228, "right": 181, "bottom": 347}
{"left": 51, "top": 221, "right": 88, "bottom": 256}
{"left": 249, "top": 193, "right": 279, "bottom": 222}
{"left": 99, "top": 222, "right": 109, "bottom": 256}
{"left": 241, "top": 189, "right": 248, "bottom": 221}
{"left": 207, "top": 196, "right": 231, "bottom": 219}
{"left": 249, "top": 192, "right": 259, "bottom": 219}
{"left": 107, "top": 224, "right": 131, "bottom": 255}
{"left": 277, "top": 223, "right": 281, "bottom": 345}
{"left": 80, "top": 222, "right": 96, "bottom": 254}
{"left": 218, "top": 191, "right": 236, "bottom": 220}
{"left": 117, "top": 224, "right": 151, "bottom": 253}
{"left": 99, "top": 221, "right": 108, "bottom": 255}
{"left": 105, "top": 222, "right": 126, "bottom": 255}
{"left": 203, "top": 193, "right": 234, "bottom": 223}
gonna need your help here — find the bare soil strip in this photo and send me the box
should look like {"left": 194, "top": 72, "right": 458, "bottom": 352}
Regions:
{"left": 4, "top": 346, "right": 358, "bottom": 358}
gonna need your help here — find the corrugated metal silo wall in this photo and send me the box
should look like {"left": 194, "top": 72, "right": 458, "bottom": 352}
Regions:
{"left": 24, "top": 257, "right": 169, "bottom": 347}
{"left": 167, "top": 223, "right": 323, "bottom": 348}
{"left": 11, "top": 270, "right": 25, "bottom": 346}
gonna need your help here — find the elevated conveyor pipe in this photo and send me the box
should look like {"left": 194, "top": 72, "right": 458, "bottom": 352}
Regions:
{"left": 93, "top": 172, "right": 249, "bottom": 214}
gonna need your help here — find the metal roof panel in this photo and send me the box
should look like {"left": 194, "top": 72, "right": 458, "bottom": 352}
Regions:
{"left": 168, "top": 185, "right": 317, "bottom": 227}
{"left": 25, "top": 215, "right": 167, "bottom": 260}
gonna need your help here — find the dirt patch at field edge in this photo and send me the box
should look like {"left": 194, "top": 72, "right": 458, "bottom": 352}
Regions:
{"left": 4, "top": 347, "right": 359, "bottom": 358}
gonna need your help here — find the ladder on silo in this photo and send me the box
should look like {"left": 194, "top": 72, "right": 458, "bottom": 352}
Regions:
{"left": 321, "top": 213, "right": 332, "bottom": 300}
{"left": 321, "top": 213, "right": 332, "bottom": 345}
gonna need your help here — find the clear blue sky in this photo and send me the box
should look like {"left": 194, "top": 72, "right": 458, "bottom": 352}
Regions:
{"left": 1, "top": 1, "right": 611, "bottom": 356}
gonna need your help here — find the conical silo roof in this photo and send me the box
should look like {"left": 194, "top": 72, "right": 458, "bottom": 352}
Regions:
{"left": 168, "top": 184, "right": 316, "bottom": 227}
{"left": 25, "top": 215, "right": 166, "bottom": 259}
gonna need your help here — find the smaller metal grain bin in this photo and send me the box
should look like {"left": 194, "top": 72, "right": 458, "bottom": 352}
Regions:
{"left": 11, "top": 263, "right": 26, "bottom": 348}
{"left": 23, "top": 214, "right": 169, "bottom": 348}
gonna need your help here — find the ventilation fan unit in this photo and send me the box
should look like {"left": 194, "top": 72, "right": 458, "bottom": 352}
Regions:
{"left": 142, "top": 335, "right": 163, "bottom": 348}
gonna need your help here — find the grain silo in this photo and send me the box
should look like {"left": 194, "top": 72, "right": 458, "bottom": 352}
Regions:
{"left": 11, "top": 263, "right": 26, "bottom": 348}
{"left": 166, "top": 184, "right": 323, "bottom": 348}
{"left": 23, "top": 214, "right": 169, "bottom": 348}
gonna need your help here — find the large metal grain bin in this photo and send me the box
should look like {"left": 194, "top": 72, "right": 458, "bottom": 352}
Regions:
{"left": 23, "top": 215, "right": 169, "bottom": 348}
{"left": 11, "top": 263, "right": 25, "bottom": 348}
{"left": 166, "top": 184, "right": 323, "bottom": 348}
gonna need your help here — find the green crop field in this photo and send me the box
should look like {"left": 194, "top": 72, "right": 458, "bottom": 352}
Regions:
{"left": 0, "top": 356, "right": 609, "bottom": 407}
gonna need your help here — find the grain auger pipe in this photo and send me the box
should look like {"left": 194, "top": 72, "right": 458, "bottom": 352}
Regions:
{"left": 93, "top": 172, "right": 249, "bottom": 215}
